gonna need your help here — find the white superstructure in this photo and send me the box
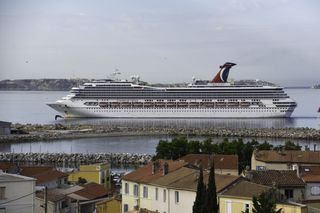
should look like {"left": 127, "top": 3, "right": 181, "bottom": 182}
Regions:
{"left": 47, "top": 63, "right": 296, "bottom": 118}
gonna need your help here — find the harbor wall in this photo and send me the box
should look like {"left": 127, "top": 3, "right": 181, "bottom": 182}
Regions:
{"left": 0, "top": 152, "right": 153, "bottom": 165}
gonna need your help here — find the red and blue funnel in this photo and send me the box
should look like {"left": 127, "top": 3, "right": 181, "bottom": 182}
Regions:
{"left": 211, "top": 62, "right": 236, "bottom": 83}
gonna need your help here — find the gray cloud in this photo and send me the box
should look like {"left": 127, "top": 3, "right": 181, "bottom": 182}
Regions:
{"left": 0, "top": 0, "right": 319, "bottom": 86}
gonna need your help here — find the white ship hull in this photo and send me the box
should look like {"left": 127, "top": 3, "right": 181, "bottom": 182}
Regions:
{"left": 48, "top": 102, "right": 294, "bottom": 118}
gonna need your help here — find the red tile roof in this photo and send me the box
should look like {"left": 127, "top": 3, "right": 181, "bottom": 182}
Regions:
{"left": 254, "top": 150, "right": 320, "bottom": 164}
{"left": 302, "top": 174, "right": 320, "bottom": 183}
{"left": 300, "top": 166, "right": 320, "bottom": 183}
{"left": 180, "top": 154, "right": 238, "bottom": 170}
{"left": 247, "top": 170, "right": 305, "bottom": 188}
{"left": 0, "top": 163, "right": 16, "bottom": 172}
{"left": 36, "top": 190, "right": 66, "bottom": 202}
{"left": 73, "top": 182, "right": 109, "bottom": 200}
{"left": 151, "top": 166, "right": 240, "bottom": 192}
{"left": 19, "top": 166, "right": 53, "bottom": 176}
{"left": 19, "top": 166, "right": 68, "bottom": 184}
{"left": 123, "top": 160, "right": 187, "bottom": 184}
{"left": 33, "top": 170, "right": 68, "bottom": 184}
{"left": 221, "top": 179, "right": 271, "bottom": 199}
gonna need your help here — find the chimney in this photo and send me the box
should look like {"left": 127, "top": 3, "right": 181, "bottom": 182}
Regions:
{"left": 314, "top": 144, "right": 317, "bottom": 151}
{"left": 152, "top": 160, "right": 161, "bottom": 175}
{"left": 152, "top": 162, "right": 156, "bottom": 175}
{"left": 163, "top": 162, "right": 169, "bottom": 176}
{"left": 243, "top": 170, "right": 253, "bottom": 180}
{"left": 195, "top": 159, "right": 198, "bottom": 167}
{"left": 292, "top": 164, "right": 300, "bottom": 177}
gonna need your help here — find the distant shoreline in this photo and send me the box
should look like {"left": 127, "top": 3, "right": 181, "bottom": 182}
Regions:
{"left": 2, "top": 78, "right": 306, "bottom": 91}
{"left": 0, "top": 86, "right": 313, "bottom": 91}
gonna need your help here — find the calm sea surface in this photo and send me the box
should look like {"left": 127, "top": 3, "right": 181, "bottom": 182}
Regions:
{"left": 0, "top": 89, "right": 320, "bottom": 154}
{"left": 1, "top": 135, "right": 319, "bottom": 154}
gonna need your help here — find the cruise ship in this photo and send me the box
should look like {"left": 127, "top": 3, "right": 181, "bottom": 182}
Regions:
{"left": 47, "top": 62, "right": 296, "bottom": 118}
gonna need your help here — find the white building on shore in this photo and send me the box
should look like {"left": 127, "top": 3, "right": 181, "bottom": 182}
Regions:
{"left": 0, "top": 171, "right": 36, "bottom": 213}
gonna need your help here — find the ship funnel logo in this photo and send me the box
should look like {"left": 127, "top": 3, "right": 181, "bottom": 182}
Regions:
{"left": 211, "top": 62, "right": 236, "bottom": 83}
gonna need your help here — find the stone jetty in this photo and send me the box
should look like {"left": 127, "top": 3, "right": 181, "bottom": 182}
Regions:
{"left": 0, "top": 152, "right": 153, "bottom": 165}
{"left": 0, "top": 123, "right": 320, "bottom": 143}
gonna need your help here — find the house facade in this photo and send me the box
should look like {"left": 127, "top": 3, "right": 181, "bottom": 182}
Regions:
{"left": 68, "top": 162, "right": 111, "bottom": 188}
{"left": 96, "top": 197, "right": 122, "bottom": 213}
{"left": 122, "top": 160, "right": 186, "bottom": 212}
{"left": 0, "top": 121, "right": 11, "bottom": 135}
{"left": 300, "top": 166, "right": 320, "bottom": 210}
{"left": 252, "top": 150, "right": 320, "bottom": 171}
{"left": 122, "top": 160, "right": 240, "bottom": 213}
{"left": 219, "top": 179, "right": 307, "bottom": 213}
{"left": 19, "top": 166, "right": 69, "bottom": 189}
{"left": 0, "top": 172, "right": 36, "bottom": 213}
{"left": 35, "top": 190, "right": 71, "bottom": 213}
{"left": 244, "top": 170, "right": 305, "bottom": 203}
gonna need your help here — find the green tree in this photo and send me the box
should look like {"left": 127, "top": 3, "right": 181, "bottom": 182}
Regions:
{"left": 77, "top": 177, "right": 87, "bottom": 185}
{"left": 192, "top": 166, "right": 206, "bottom": 213}
{"left": 239, "top": 140, "right": 256, "bottom": 172}
{"left": 204, "top": 157, "right": 218, "bottom": 213}
{"left": 284, "top": 141, "right": 301, "bottom": 150}
{"left": 154, "top": 136, "right": 285, "bottom": 174}
{"left": 187, "top": 140, "right": 201, "bottom": 154}
{"left": 201, "top": 138, "right": 214, "bottom": 154}
{"left": 251, "top": 189, "right": 282, "bottom": 213}
{"left": 256, "top": 141, "right": 273, "bottom": 150}
{"left": 171, "top": 136, "right": 188, "bottom": 159}
{"left": 155, "top": 139, "right": 172, "bottom": 159}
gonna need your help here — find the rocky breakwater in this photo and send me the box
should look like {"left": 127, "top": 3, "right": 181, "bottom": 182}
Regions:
{"left": 188, "top": 127, "right": 320, "bottom": 140}
{"left": 1, "top": 124, "right": 320, "bottom": 143}
{"left": 0, "top": 152, "right": 153, "bottom": 165}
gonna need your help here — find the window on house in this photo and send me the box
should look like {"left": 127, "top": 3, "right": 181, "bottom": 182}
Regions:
{"left": 244, "top": 203, "right": 249, "bottom": 213}
{"left": 124, "top": 183, "right": 129, "bottom": 194}
{"left": 124, "top": 204, "right": 129, "bottom": 212}
{"left": 143, "top": 186, "right": 148, "bottom": 198}
{"left": 155, "top": 188, "right": 158, "bottom": 200}
{"left": 134, "top": 184, "right": 139, "bottom": 197}
{"left": 163, "top": 189, "right": 166, "bottom": 202}
{"left": 0, "top": 187, "right": 5, "bottom": 200}
{"left": 61, "top": 200, "right": 68, "bottom": 208}
{"left": 285, "top": 189, "right": 294, "bottom": 199}
{"left": 175, "top": 191, "right": 179, "bottom": 203}
{"left": 226, "top": 200, "right": 232, "bottom": 213}
{"left": 256, "top": 166, "right": 266, "bottom": 170}
{"left": 311, "top": 186, "right": 320, "bottom": 196}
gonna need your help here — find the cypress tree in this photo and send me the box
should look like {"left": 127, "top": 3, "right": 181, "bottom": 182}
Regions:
{"left": 192, "top": 165, "right": 205, "bottom": 213}
{"left": 204, "top": 157, "right": 218, "bottom": 213}
{"left": 252, "top": 189, "right": 282, "bottom": 213}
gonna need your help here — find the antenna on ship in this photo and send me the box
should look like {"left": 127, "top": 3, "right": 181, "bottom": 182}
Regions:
{"left": 131, "top": 75, "right": 140, "bottom": 84}
{"left": 110, "top": 69, "right": 121, "bottom": 80}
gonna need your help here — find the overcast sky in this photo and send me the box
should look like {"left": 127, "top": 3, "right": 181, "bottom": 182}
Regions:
{"left": 0, "top": 0, "right": 319, "bottom": 86}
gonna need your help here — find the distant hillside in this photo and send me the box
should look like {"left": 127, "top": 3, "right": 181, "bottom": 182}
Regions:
{"left": 0, "top": 78, "right": 276, "bottom": 91}
{"left": 234, "top": 79, "right": 277, "bottom": 87}
{"left": 0, "top": 79, "right": 90, "bottom": 91}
